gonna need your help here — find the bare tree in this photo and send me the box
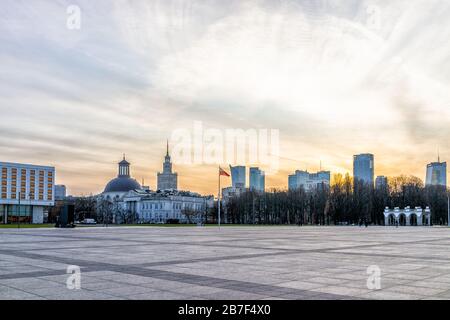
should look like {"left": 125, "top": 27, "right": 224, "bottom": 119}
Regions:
{"left": 182, "top": 208, "right": 199, "bottom": 224}
{"left": 96, "top": 198, "right": 113, "bottom": 226}
{"left": 222, "top": 174, "right": 447, "bottom": 226}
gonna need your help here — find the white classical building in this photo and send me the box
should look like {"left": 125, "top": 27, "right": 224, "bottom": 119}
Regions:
{"left": 99, "top": 154, "right": 213, "bottom": 224}
{"left": 122, "top": 189, "right": 214, "bottom": 223}
{"left": 384, "top": 206, "right": 431, "bottom": 226}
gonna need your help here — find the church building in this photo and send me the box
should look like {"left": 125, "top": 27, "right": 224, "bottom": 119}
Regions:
{"left": 102, "top": 156, "right": 141, "bottom": 201}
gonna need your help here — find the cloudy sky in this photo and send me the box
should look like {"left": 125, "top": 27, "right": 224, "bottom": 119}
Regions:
{"left": 1, "top": 0, "right": 449, "bottom": 196}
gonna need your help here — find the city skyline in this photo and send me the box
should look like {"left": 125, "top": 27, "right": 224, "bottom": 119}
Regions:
{"left": 6, "top": 147, "right": 442, "bottom": 197}
{"left": 1, "top": 1, "right": 450, "bottom": 196}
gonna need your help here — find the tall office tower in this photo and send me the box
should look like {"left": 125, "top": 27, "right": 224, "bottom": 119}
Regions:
{"left": 229, "top": 165, "right": 246, "bottom": 189}
{"left": 157, "top": 141, "right": 178, "bottom": 190}
{"left": 375, "top": 176, "right": 388, "bottom": 190}
{"left": 249, "top": 167, "right": 265, "bottom": 192}
{"left": 288, "top": 174, "right": 297, "bottom": 191}
{"left": 55, "top": 185, "right": 67, "bottom": 200}
{"left": 353, "top": 154, "right": 374, "bottom": 185}
{"left": 426, "top": 161, "right": 447, "bottom": 187}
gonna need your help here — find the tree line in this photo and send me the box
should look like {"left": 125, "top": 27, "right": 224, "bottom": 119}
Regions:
{"left": 62, "top": 174, "right": 449, "bottom": 225}
{"left": 222, "top": 174, "right": 450, "bottom": 226}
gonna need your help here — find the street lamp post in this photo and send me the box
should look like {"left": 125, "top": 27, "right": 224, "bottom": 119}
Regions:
{"left": 28, "top": 193, "right": 31, "bottom": 224}
{"left": 18, "top": 191, "right": 21, "bottom": 229}
{"left": 447, "top": 193, "right": 450, "bottom": 228}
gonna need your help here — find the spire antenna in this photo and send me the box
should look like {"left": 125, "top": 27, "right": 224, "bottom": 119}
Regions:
{"left": 166, "top": 139, "right": 169, "bottom": 156}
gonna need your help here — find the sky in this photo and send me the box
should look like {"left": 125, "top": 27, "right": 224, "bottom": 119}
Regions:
{"left": 0, "top": 0, "right": 449, "bottom": 196}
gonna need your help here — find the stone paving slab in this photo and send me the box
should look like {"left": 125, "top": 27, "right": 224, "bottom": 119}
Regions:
{"left": 0, "top": 226, "right": 450, "bottom": 300}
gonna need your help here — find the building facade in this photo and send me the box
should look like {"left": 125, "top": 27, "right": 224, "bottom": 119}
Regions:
{"left": 249, "top": 167, "right": 265, "bottom": 192}
{"left": 353, "top": 154, "right": 374, "bottom": 185}
{"left": 230, "top": 165, "right": 246, "bottom": 189}
{"left": 221, "top": 186, "right": 245, "bottom": 201}
{"left": 123, "top": 189, "right": 213, "bottom": 224}
{"left": 426, "top": 161, "right": 447, "bottom": 187}
{"left": 157, "top": 142, "right": 178, "bottom": 190}
{"left": 0, "top": 162, "right": 55, "bottom": 224}
{"left": 288, "top": 170, "right": 330, "bottom": 191}
{"left": 55, "top": 185, "right": 67, "bottom": 200}
{"left": 384, "top": 206, "right": 431, "bottom": 226}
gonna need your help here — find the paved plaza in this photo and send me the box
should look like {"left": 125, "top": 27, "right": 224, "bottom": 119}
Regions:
{"left": 1, "top": 226, "right": 450, "bottom": 300}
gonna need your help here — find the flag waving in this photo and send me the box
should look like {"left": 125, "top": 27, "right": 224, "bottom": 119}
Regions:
{"left": 219, "top": 167, "right": 230, "bottom": 177}
{"left": 217, "top": 167, "right": 229, "bottom": 229}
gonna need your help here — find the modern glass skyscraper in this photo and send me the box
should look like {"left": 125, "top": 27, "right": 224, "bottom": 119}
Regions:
{"left": 229, "top": 165, "right": 246, "bottom": 189}
{"left": 353, "top": 154, "right": 374, "bottom": 185}
{"left": 426, "top": 161, "right": 447, "bottom": 187}
{"left": 249, "top": 167, "right": 265, "bottom": 192}
{"left": 375, "top": 176, "right": 388, "bottom": 189}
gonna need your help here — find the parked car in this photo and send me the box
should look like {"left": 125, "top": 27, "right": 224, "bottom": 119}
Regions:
{"left": 82, "top": 218, "right": 96, "bottom": 224}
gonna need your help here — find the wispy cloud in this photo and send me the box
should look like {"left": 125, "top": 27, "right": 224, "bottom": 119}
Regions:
{"left": 0, "top": 0, "right": 449, "bottom": 195}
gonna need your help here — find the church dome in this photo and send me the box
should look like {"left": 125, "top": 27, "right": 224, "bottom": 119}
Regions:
{"left": 104, "top": 177, "right": 141, "bottom": 193}
{"left": 103, "top": 155, "right": 141, "bottom": 193}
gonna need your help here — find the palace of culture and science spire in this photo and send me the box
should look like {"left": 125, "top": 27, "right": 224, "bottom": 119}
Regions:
{"left": 157, "top": 141, "right": 178, "bottom": 190}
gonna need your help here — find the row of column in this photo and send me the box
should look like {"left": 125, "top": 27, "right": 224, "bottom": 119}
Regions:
{"left": 384, "top": 214, "right": 430, "bottom": 226}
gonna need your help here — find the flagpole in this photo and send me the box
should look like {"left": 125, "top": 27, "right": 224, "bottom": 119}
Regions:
{"left": 218, "top": 166, "right": 221, "bottom": 230}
